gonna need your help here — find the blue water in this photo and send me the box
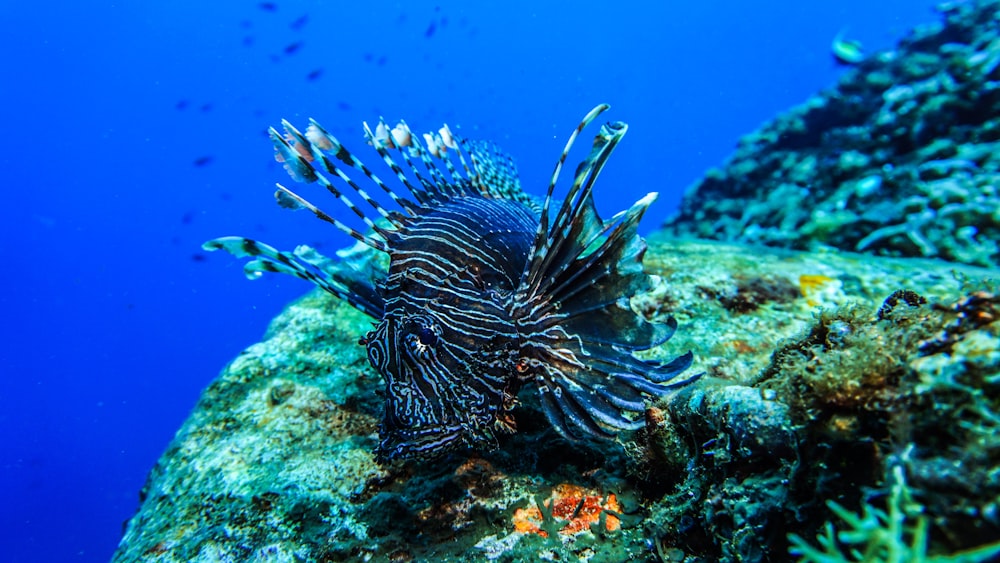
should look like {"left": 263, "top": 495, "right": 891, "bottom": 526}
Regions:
{"left": 1, "top": 1, "right": 942, "bottom": 560}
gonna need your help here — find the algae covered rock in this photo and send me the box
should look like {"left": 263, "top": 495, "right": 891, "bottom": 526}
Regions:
{"left": 662, "top": 0, "right": 1000, "bottom": 268}
{"left": 114, "top": 236, "right": 1000, "bottom": 562}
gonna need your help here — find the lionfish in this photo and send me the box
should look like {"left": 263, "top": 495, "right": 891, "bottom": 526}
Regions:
{"left": 204, "top": 104, "right": 698, "bottom": 462}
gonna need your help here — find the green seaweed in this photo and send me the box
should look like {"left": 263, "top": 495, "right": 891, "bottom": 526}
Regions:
{"left": 789, "top": 461, "right": 1000, "bottom": 563}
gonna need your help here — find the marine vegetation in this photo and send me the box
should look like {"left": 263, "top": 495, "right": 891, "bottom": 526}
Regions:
{"left": 204, "top": 104, "right": 698, "bottom": 462}
{"left": 790, "top": 458, "right": 1000, "bottom": 563}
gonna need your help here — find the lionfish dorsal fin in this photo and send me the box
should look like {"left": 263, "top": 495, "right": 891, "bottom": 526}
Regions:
{"left": 512, "top": 106, "right": 698, "bottom": 441}
{"left": 269, "top": 124, "right": 393, "bottom": 251}
{"left": 207, "top": 113, "right": 532, "bottom": 318}
{"left": 463, "top": 139, "right": 533, "bottom": 206}
{"left": 518, "top": 104, "right": 611, "bottom": 294}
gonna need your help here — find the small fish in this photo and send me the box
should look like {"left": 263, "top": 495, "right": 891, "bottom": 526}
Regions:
{"left": 306, "top": 68, "right": 323, "bottom": 81}
{"left": 283, "top": 41, "right": 303, "bottom": 55}
{"left": 258, "top": 2, "right": 277, "bottom": 12}
{"left": 204, "top": 105, "right": 699, "bottom": 462}
{"left": 290, "top": 14, "right": 309, "bottom": 30}
{"left": 832, "top": 30, "right": 864, "bottom": 65}
{"left": 193, "top": 156, "right": 214, "bottom": 167}
{"left": 425, "top": 22, "right": 436, "bottom": 38}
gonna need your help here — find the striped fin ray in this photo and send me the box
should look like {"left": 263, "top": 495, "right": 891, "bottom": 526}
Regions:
{"left": 362, "top": 120, "right": 438, "bottom": 205}
{"left": 302, "top": 119, "right": 420, "bottom": 217}
{"left": 513, "top": 106, "right": 698, "bottom": 441}
{"left": 201, "top": 237, "right": 384, "bottom": 318}
{"left": 529, "top": 193, "right": 672, "bottom": 349}
{"left": 270, "top": 126, "right": 392, "bottom": 251}
{"left": 526, "top": 326, "right": 696, "bottom": 441}
{"left": 273, "top": 184, "right": 386, "bottom": 252}
{"left": 518, "top": 104, "right": 611, "bottom": 294}
{"left": 419, "top": 126, "right": 470, "bottom": 192}
{"left": 445, "top": 134, "right": 479, "bottom": 184}
{"left": 363, "top": 119, "right": 464, "bottom": 203}
{"left": 276, "top": 120, "right": 407, "bottom": 232}
{"left": 359, "top": 118, "right": 531, "bottom": 208}
{"left": 404, "top": 122, "right": 456, "bottom": 193}
{"left": 402, "top": 126, "right": 452, "bottom": 193}
{"left": 521, "top": 120, "right": 627, "bottom": 305}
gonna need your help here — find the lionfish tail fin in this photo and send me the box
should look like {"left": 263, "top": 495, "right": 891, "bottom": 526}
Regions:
{"left": 514, "top": 107, "right": 697, "bottom": 441}
{"left": 202, "top": 236, "right": 384, "bottom": 318}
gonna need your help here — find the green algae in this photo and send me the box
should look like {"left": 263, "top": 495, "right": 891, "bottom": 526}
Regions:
{"left": 790, "top": 461, "right": 1000, "bottom": 563}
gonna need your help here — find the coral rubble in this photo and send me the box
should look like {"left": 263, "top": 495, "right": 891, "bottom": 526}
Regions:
{"left": 662, "top": 0, "right": 1000, "bottom": 268}
{"left": 114, "top": 236, "right": 1000, "bottom": 562}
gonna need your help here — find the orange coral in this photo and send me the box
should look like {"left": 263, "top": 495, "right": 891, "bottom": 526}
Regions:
{"left": 512, "top": 483, "right": 621, "bottom": 537}
{"left": 799, "top": 274, "right": 836, "bottom": 306}
{"left": 726, "top": 339, "right": 757, "bottom": 354}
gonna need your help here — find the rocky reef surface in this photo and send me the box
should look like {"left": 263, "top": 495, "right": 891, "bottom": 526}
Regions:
{"left": 114, "top": 236, "right": 1000, "bottom": 562}
{"left": 113, "top": 3, "right": 1000, "bottom": 561}
{"left": 662, "top": 0, "right": 1000, "bottom": 268}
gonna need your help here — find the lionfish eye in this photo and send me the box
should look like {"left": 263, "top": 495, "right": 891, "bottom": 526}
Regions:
{"left": 417, "top": 326, "right": 437, "bottom": 346}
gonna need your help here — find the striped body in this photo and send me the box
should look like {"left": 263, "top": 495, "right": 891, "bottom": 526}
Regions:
{"left": 371, "top": 197, "right": 537, "bottom": 458}
{"left": 205, "top": 105, "right": 699, "bottom": 462}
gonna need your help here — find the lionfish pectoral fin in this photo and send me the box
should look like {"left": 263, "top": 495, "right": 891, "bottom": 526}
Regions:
{"left": 514, "top": 106, "right": 697, "bottom": 441}
{"left": 515, "top": 190, "right": 699, "bottom": 438}
{"left": 202, "top": 236, "right": 384, "bottom": 319}
{"left": 528, "top": 337, "right": 698, "bottom": 441}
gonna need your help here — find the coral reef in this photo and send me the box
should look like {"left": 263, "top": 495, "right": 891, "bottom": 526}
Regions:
{"left": 112, "top": 3, "right": 1000, "bottom": 560}
{"left": 114, "top": 236, "right": 1000, "bottom": 562}
{"left": 662, "top": 0, "right": 1000, "bottom": 268}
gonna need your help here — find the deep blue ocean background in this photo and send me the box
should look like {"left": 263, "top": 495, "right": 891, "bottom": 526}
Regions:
{"left": 1, "top": 1, "right": 944, "bottom": 561}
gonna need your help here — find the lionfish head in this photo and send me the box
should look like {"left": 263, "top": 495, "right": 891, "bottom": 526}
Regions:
{"left": 364, "top": 306, "right": 520, "bottom": 462}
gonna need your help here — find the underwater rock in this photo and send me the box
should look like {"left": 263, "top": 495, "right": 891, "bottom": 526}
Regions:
{"left": 114, "top": 236, "right": 1000, "bottom": 562}
{"left": 662, "top": 0, "right": 1000, "bottom": 268}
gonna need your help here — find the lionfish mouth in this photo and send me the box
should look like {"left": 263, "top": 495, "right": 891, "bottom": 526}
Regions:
{"left": 204, "top": 103, "right": 700, "bottom": 463}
